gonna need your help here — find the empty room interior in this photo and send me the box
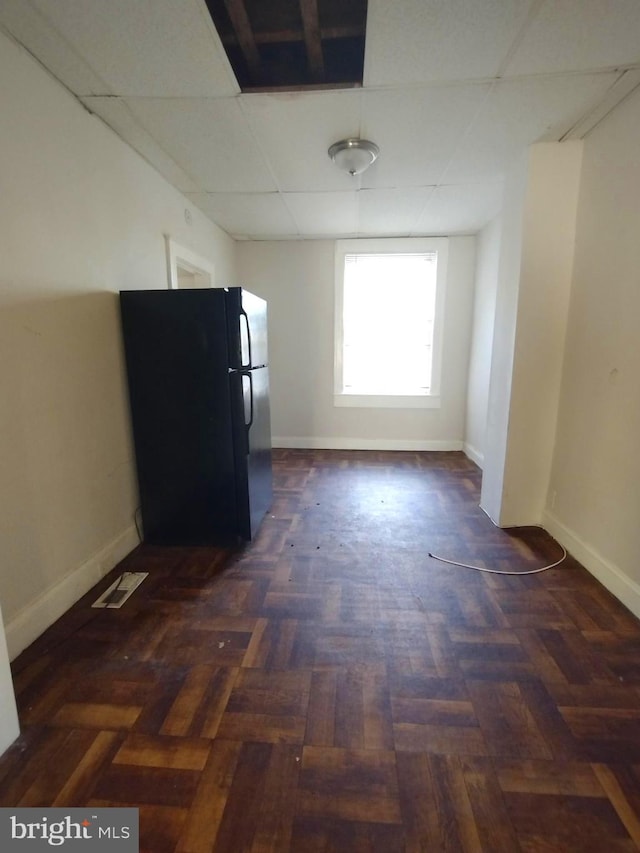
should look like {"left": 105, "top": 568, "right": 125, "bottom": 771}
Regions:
{"left": 1, "top": 1, "right": 640, "bottom": 850}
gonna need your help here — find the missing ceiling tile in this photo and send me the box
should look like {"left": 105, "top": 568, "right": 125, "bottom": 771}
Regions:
{"left": 204, "top": 0, "right": 368, "bottom": 92}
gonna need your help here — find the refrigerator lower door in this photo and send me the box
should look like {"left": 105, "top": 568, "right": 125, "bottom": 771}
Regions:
{"left": 230, "top": 365, "right": 273, "bottom": 539}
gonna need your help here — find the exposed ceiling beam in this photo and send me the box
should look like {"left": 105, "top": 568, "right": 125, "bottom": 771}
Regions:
{"left": 222, "top": 0, "right": 261, "bottom": 77}
{"left": 221, "top": 25, "right": 363, "bottom": 46}
{"left": 299, "top": 0, "right": 324, "bottom": 81}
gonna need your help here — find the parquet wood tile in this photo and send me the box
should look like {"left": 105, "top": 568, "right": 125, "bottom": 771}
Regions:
{"left": 91, "top": 763, "right": 202, "bottom": 808}
{"left": 51, "top": 701, "right": 144, "bottom": 730}
{"left": 18, "top": 728, "right": 117, "bottom": 807}
{"left": 592, "top": 764, "right": 640, "bottom": 848}
{"left": 2, "top": 448, "right": 640, "bottom": 850}
{"left": 113, "top": 733, "right": 212, "bottom": 772}
{"left": 503, "top": 791, "right": 637, "bottom": 852}
{"left": 297, "top": 746, "right": 402, "bottom": 824}
{"left": 460, "top": 756, "right": 522, "bottom": 853}
{"left": 51, "top": 729, "right": 122, "bottom": 806}
{"left": 291, "top": 817, "right": 407, "bottom": 853}
{"left": 396, "top": 751, "right": 484, "bottom": 852}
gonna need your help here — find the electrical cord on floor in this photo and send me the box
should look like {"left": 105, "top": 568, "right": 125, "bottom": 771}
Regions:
{"left": 428, "top": 545, "right": 567, "bottom": 575}
{"left": 429, "top": 509, "right": 569, "bottom": 575}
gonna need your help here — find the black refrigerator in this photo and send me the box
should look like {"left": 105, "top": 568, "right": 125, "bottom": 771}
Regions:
{"left": 119, "top": 287, "right": 273, "bottom": 545}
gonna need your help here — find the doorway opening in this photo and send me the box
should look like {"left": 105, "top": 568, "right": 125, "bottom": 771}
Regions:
{"left": 164, "top": 235, "right": 215, "bottom": 290}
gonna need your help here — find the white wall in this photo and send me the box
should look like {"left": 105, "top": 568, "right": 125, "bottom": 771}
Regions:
{"left": 237, "top": 237, "right": 476, "bottom": 450}
{"left": 501, "top": 142, "right": 583, "bottom": 524}
{"left": 0, "top": 29, "right": 236, "bottom": 678}
{"left": 481, "top": 142, "right": 582, "bottom": 526}
{"left": 544, "top": 87, "right": 640, "bottom": 619}
{"left": 464, "top": 216, "right": 501, "bottom": 467}
{"left": 480, "top": 152, "right": 528, "bottom": 522}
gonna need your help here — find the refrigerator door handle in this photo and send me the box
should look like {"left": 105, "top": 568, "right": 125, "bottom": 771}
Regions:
{"left": 240, "top": 308, "right": 252, "bottom": 369}
{"left": 244, "top": 371, "right": 254, "bottom": 431}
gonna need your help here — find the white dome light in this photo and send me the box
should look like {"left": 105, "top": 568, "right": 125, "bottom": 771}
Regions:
{"left": 328, "top": 138, "right": 379, "bottom": 176}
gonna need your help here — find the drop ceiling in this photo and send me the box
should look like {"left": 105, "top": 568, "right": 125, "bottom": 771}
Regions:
{"left": 1, "top": 0, "right": 639, "bottom": 241}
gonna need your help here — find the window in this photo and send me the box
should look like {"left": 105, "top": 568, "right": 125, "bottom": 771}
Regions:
{"left": 334, "top": 238, "right": 448, "bottom": 408}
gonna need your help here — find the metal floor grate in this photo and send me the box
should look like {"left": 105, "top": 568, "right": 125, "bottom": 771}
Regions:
{"left": 91, "top": 572, "right": 148, "bottom": 609}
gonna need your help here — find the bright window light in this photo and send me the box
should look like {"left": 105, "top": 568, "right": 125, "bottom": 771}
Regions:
{"left": 335, "top": 238, "right": 448, "bottom": 409}
{"left": 342, "top": 252, "right": 438, "bottom": 395}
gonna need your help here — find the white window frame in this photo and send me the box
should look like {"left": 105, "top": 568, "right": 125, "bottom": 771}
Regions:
{"left": 334, "top": 237, "right": 448, "bottom": 409}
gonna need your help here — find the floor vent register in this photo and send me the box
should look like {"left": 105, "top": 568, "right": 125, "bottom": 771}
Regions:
{"left": 92, "top": 572, "right": 148, "bottom": 609}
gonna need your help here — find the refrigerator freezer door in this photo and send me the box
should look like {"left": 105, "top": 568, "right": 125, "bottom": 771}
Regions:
{"left": 226, "top": 288, "right": 269, "bottom": 370}
{"left": 239, "top": 311, "right": 251, "bottom": 369}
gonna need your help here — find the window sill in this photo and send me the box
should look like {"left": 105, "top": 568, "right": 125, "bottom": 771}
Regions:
{"left": 334, "top": 393, "right": 441, "bottom": 409}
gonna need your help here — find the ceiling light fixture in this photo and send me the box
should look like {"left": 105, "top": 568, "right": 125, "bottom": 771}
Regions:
{"left": 328, "top": 138, "right": 379, "bottom": 176}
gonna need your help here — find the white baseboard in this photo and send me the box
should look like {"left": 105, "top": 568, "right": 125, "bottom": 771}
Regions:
{"left": 543, "top": 510, "right": 640, "bottom": 621}
{"left": 272, "top": 436, "right": 464, "bottom": 452}
{"left": 5, "top": 525, "right": 140, "bottom": 660}
{"left": 463, "top": 442, "right": 484, "bottom": 468}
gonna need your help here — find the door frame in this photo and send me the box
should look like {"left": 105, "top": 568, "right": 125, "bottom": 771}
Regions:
{"left": 164, "top": 235, "right": 215, "bottom": 290}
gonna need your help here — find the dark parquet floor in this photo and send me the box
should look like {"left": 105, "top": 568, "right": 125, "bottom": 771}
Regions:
{"left": 2, "top": 449, "right": 640, "bottom": 851}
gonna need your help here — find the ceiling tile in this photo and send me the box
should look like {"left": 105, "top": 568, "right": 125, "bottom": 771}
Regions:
{"left": 443, "top": 73, "right": 618, "bottom": 182}
{"left": 0, "top": 0, "right": 107, "bottom": 94}
{"left": 185, "top": 193, "right": 298, "bottom": 239}
{"left": 415, "top": 182, "right": 503, "bottom": 234}
{"left": 29, "top": 0, "right": 239, "bottom": 96}
{"left": 81, "top": 97, "right": 200, "bottom": 193}
{"left": 241, "top": 90, "right": 364, "bottom": 192}
{"left": 564, "top": 69, "right": 640, "bottom": 139}
{"left": 284, "top": 192, "right": 359, "bottom": 237}
{"left": 504, "top": 0, "right": 640, "bottom": 77}
{"left": 124, "top": 97, "right": 277, "bottom": 192}
{"left": 364, "top": 0, "right": 533, "bottom": 86}
{"left": 357, "top": 188, "right": 434, "bottom": 236}
{"left": 360, "top": 84, "right": 491, "bottom": 188}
